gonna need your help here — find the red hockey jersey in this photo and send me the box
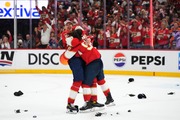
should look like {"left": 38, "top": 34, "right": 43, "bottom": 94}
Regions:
{"left": 63, "top": 39, "right": 101, "bottom": 65}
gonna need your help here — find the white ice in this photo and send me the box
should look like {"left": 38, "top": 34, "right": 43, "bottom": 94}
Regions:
{"left": 0, "top": 74, "right": 180, "bottom": 120}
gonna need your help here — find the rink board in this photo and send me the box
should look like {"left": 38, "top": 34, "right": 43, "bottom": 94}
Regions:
{"left": 0, "top": 49, "right": 180, "bottom": 77}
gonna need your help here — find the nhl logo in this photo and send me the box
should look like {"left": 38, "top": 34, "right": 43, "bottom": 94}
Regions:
{"left": 113, "top": 53, "right": 126, "bottom": 67}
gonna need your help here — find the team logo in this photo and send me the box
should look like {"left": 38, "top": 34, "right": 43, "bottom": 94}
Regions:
{"left": 113, "top": 53, "right": 126, "bottom": 67}
{"left": 178, "top": 53, "right": 180, "bottom": 70}
{"left": 0, "top": 51, "right": 14, "bottom": 66}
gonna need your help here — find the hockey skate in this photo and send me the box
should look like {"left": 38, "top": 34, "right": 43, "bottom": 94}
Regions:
{"left": 79, "top": 101, "right": 93, "bottom": 113}
{"left": 66, "top": 103, "right": 79, "bottom": 114}
{"left": 105, "top": 93, "right": 115, "bottom": 107}
{"left": 91, "top": 101, "right": 105, "bottom": 111}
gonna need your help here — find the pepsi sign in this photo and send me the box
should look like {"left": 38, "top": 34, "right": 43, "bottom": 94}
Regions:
{"left": 113, "top": 53, "right": 126, "bottom": 67}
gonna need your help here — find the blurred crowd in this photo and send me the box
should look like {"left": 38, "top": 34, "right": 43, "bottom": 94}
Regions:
{"left": 0, "top": 0, "right": 180, "bottom": 50}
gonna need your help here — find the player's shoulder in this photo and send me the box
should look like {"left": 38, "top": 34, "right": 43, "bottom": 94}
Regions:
{"left": 66, "top": 37, "right": 81, "bottom": 47}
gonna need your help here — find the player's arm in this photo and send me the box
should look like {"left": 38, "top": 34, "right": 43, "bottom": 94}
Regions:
{"left": 60, "top": 43, "right": 80, "bottom": 65}
{"left": 66, "top": 37, "right": 81, "bottom": 48}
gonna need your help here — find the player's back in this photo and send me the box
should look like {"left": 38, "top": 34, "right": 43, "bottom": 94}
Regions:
{"left": 78, "top": 42, "right": 101, "bottom": 65}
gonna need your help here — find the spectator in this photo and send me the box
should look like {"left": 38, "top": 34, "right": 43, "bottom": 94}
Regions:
{"left": 23, "top": 34, "right": 31, "bottom": 49}
{"left": 17, "top": 33, "right": 24, "bottom": 41}
{"left": 97, "top": 29, "right": 104, "bottom": 49}
{"left": 6, "top": 30, "right": 13, "bottom": 44}
{"left": 119, "top": 21, "right": 128, "bottom": 49}
{"left": 170, "top": 22, "right": 180, "bottom": 50}
{"left": 108, "top": 26, "right": 120, "bottom": 49}
{"left": 82, "top": 18, "right": 91, "bottom": 35}
{"left": 13, "top": 33, "right": 24, "bottom": 49}
{"left": 49, "top": 14, "right": 56, "bottom": 31}
{"left": 129, "top": 19, "right": 143, "bottom": 49}
{"left": 142, "top": 24, "right": 151, "bottom": 48}
{"left": 39, "top": 21, "right": 52, "bottom": 49}
{"left": 2, "top": 30, "right": 13, "bottom": 48}
{"left": 48, "top": 32, "right": 59, "bottom": 49}
{"left": 1, "top": 35, "right": 11, "bottom": 49}
{"left": 0, "top": 39, "right": 2, "bottom": 49}
{"left": 17, "top": 39, "right": 24, "bottom": 49}
{"left": 33, "top": 27, "right": 41, "bottom": 48}
{"left": 94, "top": 17, "right": 103, "bottom": 33}
{"left": 86, "top": 6, "right": 96, "bottom": 26}
{"left": 155, "top": 21, "right": 170, "bottom": 49}
{"left": 35, "top": 0, "right": 50, "bottom": 23}
{"left": 1, "top": 0, "right": 179, "bottom": 50}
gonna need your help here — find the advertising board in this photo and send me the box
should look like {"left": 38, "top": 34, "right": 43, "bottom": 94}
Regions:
{"left": 0, "top": 0, "right": 48, "bottom": 19}
{"left": 0, "top": 50, "right": 179, "bottom": 77}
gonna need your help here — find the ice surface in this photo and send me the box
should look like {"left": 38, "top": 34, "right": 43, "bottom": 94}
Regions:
{"left": 0, "top": 74, "right": 180, "bottom": 120}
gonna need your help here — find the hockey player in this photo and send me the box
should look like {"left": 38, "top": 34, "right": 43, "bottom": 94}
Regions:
{"left": 61, "top": 20, "right": 104, "bottom": 113}
{"left": 60, "top": 29, "right": 115, "bottom": 112}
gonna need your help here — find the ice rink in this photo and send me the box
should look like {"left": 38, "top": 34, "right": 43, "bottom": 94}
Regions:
{"left": 0, "top": 74, "right": 180, "bottom": 120}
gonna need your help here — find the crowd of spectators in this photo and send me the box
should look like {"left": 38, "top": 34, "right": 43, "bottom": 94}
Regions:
{"left": 0, "top": 0, "right": 179, "bottom": 50}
